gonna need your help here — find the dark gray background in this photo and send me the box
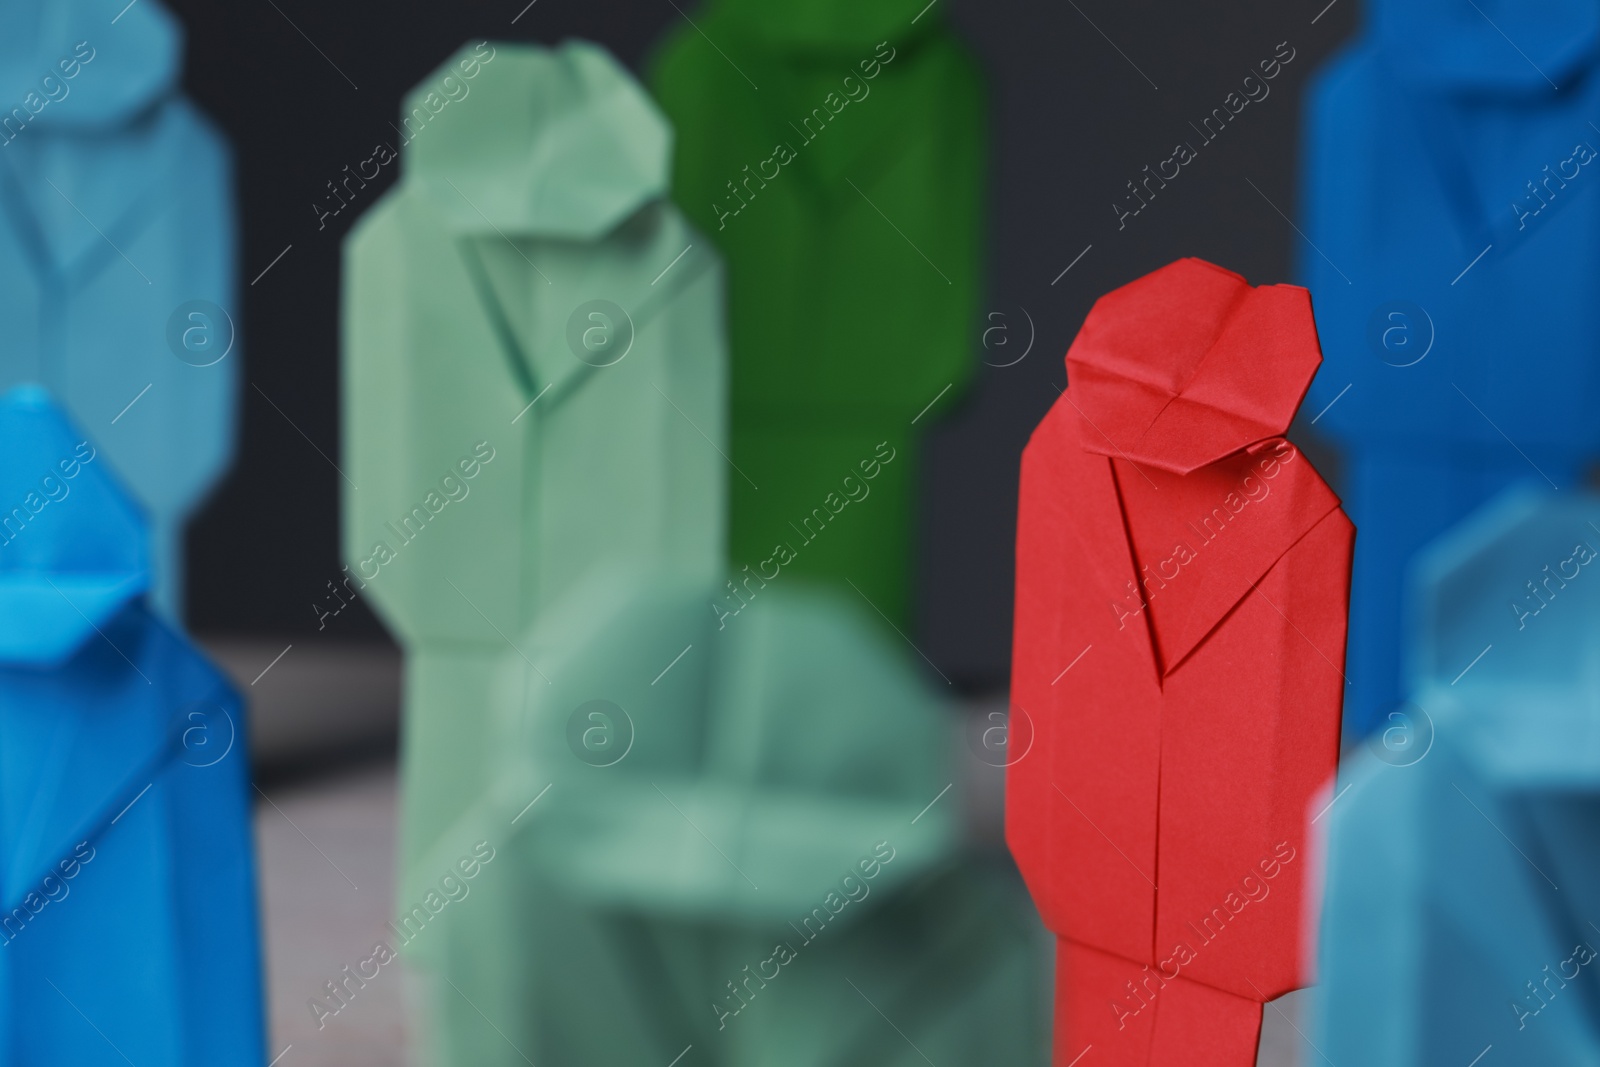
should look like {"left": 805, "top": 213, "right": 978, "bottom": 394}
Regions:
{"left": 176, "top": 0, "right": 1358, "bottom": 689}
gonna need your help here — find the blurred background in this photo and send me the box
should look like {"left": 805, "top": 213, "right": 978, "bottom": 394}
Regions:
{"left": 155, "top": 0, "right": 1360, "bottom": 1062}
{"left": 178, "top": 0, "right": 1356, "bottom": 688}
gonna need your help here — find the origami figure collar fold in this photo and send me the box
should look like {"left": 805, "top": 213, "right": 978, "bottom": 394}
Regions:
{"left": 1059, "top": 426, "right": 1340, "bottom": 681}
{"left": 1, "top": 714, "right": 176, "bottom": 914}
{"left": 0, "top": 156, "right": 167, "bottom": 293}
{"left": 0, "top": 0, "right": 180, "bottom": 131}
{"left": 407, "top": 41, "right": 670, "bottom": 242}
{"left": 1379, "top": 60, "right": 1600, "bottom": 253}
{"left": 457, "top": 210, "right": 711, "bottom": 408}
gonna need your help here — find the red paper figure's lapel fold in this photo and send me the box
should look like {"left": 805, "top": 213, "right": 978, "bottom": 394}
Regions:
{"left": 1062, "top": 409, "right": 1343, "bottom": 684}
{"left": 1056, "top": 424, "right": 1161, "bottom": 679}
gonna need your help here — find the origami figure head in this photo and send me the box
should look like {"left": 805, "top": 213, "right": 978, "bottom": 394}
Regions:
{"left": 1315, "top": 486, "right": 1600, "bottom": 1064}
{"left": 1065, "top": 257, "right": 1321, "bottom": 474}
{"left": 408, "top": 42, "right": 669, "bottom": 241}
{"left": 0, "top": 1, "right": 181, "bottom": 130}
{"left": 1011, "top": 259, "right": 1350, "bottom": 1065}
{"left": 0, "top": 385, "right": 262, "bottom": 1066}
{"left": 0, "top": 384, "right": 145, "bottom": 667}
{"left": 0, "top": 0, "right": 239, "bottom": 621}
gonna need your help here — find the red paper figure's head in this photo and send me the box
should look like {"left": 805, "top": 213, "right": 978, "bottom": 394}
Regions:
{"left": 1065, "top": 257, "right": 1321, "bottom": 474}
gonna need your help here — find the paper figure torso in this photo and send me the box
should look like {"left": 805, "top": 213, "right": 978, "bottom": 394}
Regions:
{"left": 1316, "top": 486, "right": 1600, "bottom": 1065}
{"left": 0, "top": 0, "right": 239, "bottom": 620}
{"left": 0, "top": 385, "right": 261, "bottom": 1066}
{"left": 652, "top": 0, "right": 985, "bottom": 627}
{"left": 1010, "top": 259, "right": 1352, "bottom": 1065}
{"left": 1298, "top": 0, "right": 1600, "bottom": 737}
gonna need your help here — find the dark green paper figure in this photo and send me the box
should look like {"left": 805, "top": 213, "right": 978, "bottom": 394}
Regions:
{"left": 651, "top": 0, "right": 986, "bottom": 628}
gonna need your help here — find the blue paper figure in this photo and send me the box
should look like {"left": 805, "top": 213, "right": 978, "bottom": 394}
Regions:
{"left": 0, "top": 385, "right": 263, "bottom": 1065}
{"left": 0, "top": 0, "right": 240, "bottom": 621}
{"left": 1297, "top": 0, "right": 1600, "bottom": 739}
{"left": 1314, "top": 486, "right": 1600, "bottom": 1063}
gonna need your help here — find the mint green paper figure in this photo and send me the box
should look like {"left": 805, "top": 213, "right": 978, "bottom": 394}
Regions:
{"left": 651, "top": 0, "right": 985, "bottom": 628}
{"left": 420, "top": 571, "right": 1041, "bottom": 1067}
{"left": 340, "top": 38, "right": 725, "bottom": 974}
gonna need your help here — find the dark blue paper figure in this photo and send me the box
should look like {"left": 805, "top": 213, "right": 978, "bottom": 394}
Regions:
{"left": 0, "top": 0, "right": 240, "bottom": 622}
{"left": 1314, "top": 486, "right": 1600, "bottom": 1063}
{"left": 0, "top": 385, "right": 262, "bottom": 1065}
{"left": 1297, "top": 0, "right": 1600, "bottom": 739}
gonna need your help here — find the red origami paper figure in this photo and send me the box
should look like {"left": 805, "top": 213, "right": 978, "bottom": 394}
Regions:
{"left": 1008, "top": 258, "right": 1352, "bottom": 1065}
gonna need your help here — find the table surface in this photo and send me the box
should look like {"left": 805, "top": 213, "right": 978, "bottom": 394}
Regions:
{"left": 253, "top": 757, "right": 1312, "bottom": 1066}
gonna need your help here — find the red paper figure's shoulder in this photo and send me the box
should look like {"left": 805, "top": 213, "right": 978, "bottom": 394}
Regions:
{"left": 1009, "top": 259, "right": 1353, "bottom": 1065}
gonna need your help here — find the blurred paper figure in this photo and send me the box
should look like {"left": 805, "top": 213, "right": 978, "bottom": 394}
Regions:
{"left": 346, "top": 39, "right": 1039, "bottom": 1065}
{"left": 651, "top": 0, "right": 985, "bottom": 628}
{"left": 426, "top": 573, "right": 1040, "bottom": 1066}
{"left": 1297, "top": 0, "right": 1600, "bottom": 739}
{"left": 0, "top": 385, "right": 261, "bottom": 1066}
{"left": 1009, "top": 260, "right": 1352, "bottom": 1065}
{"left": 0, "top": 0, "right": 240, "bottom": 621}
{"left": 341, "top": 31, "right": 725, "bottom": 1010}
{"left": 1315, "top": 486, "right": 1600, "bottom": 1065}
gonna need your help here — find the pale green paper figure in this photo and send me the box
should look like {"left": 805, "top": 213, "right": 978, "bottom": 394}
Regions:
{"left": 427, "top": 571, "right": 1041, "bottom": 1066}
{"left": 341, "top": 38, "right": 726, "bottom": 963}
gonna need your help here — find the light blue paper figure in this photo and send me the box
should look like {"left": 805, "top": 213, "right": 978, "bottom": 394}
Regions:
{"left": 1297, "top": 0, "right": 1600, "bottom": 739}
{"left": 0, "top": 385, "right": 263, "bottom": 1066}
{"left": 0, "top": 0, "right": 240, "bottom": 620}
{"left": 1315, "top": 486, "right": 1600, "bottom": 1064}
